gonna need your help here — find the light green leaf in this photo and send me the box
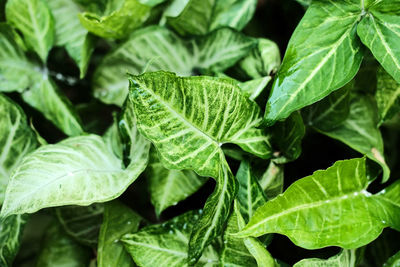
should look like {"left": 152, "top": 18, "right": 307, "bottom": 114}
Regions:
{"left": 93, "top": 26, "right": 256, "bottom": 106}
{"left": 6, "top": 0, "right": 54, "bottom": 62}
{"left": 269, "top": 112, "right": 305, "bottom": 163}
{"left": 129, "top": 71, "right": 271, "bottom": 177}
{"left": 21, "top": 77, "right": 84, "bottom": 136}
{"left": 0, "top": 134, "right": 149, "bottom": 217}
{"left": 264, "top": 0, "right": 363, "bottom": 125}
{"left": 122, "top": 210, "right": 219, "bottom": 267}
{"left": 56, "top": 204, "right": 104, "bottom": 247}
{"left": 258, "top": 161, "right": 284, "bottom": 199}
{"left": 166, "top": 0, "right": 257, "bottom": 36}
{"left": 79, "top": 0, "right": 151, "bottom": 39}
{"left": 236, "top": 161, "right": 267, "bottom": 223}
{"left": 238, "top": 76, "right": 271, "bottom": 101}
{"left": 146, "top": 147, "right": 207, "bottom": 216}
{"left": 0, "top": 94, "right": 38, "bottom": 204}
{"left": 0, "top": 23, "right": 36, "bottom": 92}
{"left": 103, "top": 119, "right": 123, "bottom": 160}
{"left": 138, "top": 0, "right": 167, "bottom": 6}
{"left": 293, "top": 249, "right": 357, "bottom": 267}
{"left": 47, "top": 0, "right": 95, "bottom": 78}
{"left": 376, "top": 66, "right": 400, "bottom": 124}
{"left": 98, "top": 201, "right": 142, "bottom": 267}
{"left": 0, "top": 215, "right": 28, "bottom": 267}
{"left": 384, "top": 250, "right": 400, "bottom": 267}
{"left": 357, "top": 1, "right": 400, "bottom": 84}
{"left": 314, "top": 95, "right": 390, "bottom": 182}
{"left": 238, "top": 38, "right": 281, "bottom": 79}
{"left": 236, "top": 158, "right": 398, "bottom": 249}
{"left": 374, "top": 180, "right": 400, "bottom": 231}
{"left": 35, "top": 223, "right": 91, "bottom": 267}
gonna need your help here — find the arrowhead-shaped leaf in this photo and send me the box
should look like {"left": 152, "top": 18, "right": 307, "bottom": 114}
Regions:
{"left": 264, "top": 0, "right": 363, "bottom": 125}
{"left": 0, "top": 134, "right": 149, "bottom": 217}
{"left": 236, "top": 158, "right": 399, "bottom": 249}
{"left": 6, "top": 0, "right": 54, "bottom": 62}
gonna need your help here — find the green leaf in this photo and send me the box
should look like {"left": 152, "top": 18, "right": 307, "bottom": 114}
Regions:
{"left": 98, "top": 201, "right": 143, "bottom": 267}
{"left": 78, "top": 0, "right": 151, "bottom": 39}
{"left": 314, "top": 95, "right": 390, "bottom": 182}
{"left": 258, "top": 161, "right": 284, "bottom": 199}
{"left": 238, "top": 38, "right": 281, "bottom": 79}
{"left": 264, "top": 0, "right": 363, "bottom": 125}
{"left": 103, "top": 119, "right": 123, "bottom": 160}
{"left": 357, "top": 1, "right": 400, "bottom": 84}
{"left": 35, "top": 223, "right": 91, "bottom": 267}
{"left": 138, "top": 0, "right": 167, "bottom": 6}
{"left": 374, "top": 180, "right": 400, "bottom": 231}
{"left": 384, "top": 250, "right": 400, "bottom": 267}
{"left": 376, "top": 66, "right": 400, "bottom": 124}
{"left": 238, "top": 76, "right": 271, "bottom": 101}
{"left": 293, "top": 249, "right": 357, "bottom": 267}
{"left": 22, "top": 77, "right": 84, "bottom": 136}
{"left": 93, "top": 26, "right": 256, "bottom": 106}
{"left": 236, "top": 161, "right": 267, "bottom": 223}
{"left": 56, "top": 204, "right": 104, "bottom": 247}
{"left": 236, "top": 158, "right": 398, "bottom": 249}
{"left": 146, "top": 147, "right": 207, "bottom": 216}
{"left": 0, "top": 215, "right": 28, "bottom": 267}
{"left": 166, "top": 0, "right": 257, "bottom": 36}
{"left": 129, "top": 71, "right": 271, "bottom": 177}
{"left": 122, "top": 210, "right": 219, "bottom": 267}
{"left": 0, "top": 134, "right": 149, "bottom": 217}
{"left": 0, "top": 23, "right": 36, "bottom": 92}
{"left": 269, "top": 112, "right": 305, "bottom": 163}
{"left": 5, "top": 0, "right": 54, "bottom": 62}
{"left": 47, "top": 0, "right": 95, "bottom": 78}
{"left": 0, "top": 94, "right": 38, "bottom": 204}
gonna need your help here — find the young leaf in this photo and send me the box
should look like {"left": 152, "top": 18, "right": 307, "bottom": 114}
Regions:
{"left": 78, "top": 0, "right": 151, "bottom": 39}
{"left": 129, "top": 71, "right": 271, "bottom": 177}
{"left": 47, "top": 0, "right": 95, "bottom": 78}
{"left": 293, "top": 249, "right": 357, "bottom": 267}
{"left": 0, "top": 134, "right": 149, "bottom": 217}
{"left": 0, "top": 215, "right": 28, "bottom": 267}
{"left": 146, "top": 147, "right": 207, "bottom": 216}
{"left": 35, "top": 223, "right": 91, "bottom": 267}
{"left": 236, "top": 158, "right": 398, "bottom": 249}
{"left": 22, "top": 77, "right": 84, "bottom": 136}
{"left": 5, "top": 0, "right": 54, "bottom": 62}
{"left": 121, "top": 210, "right": 219, "bottom": 267}
{"left": 93, "top": 26, "right": 256, "bottom": 106}
{"left": 264, "top": 0, "right": 363, "bottom": 125}
{"left": 98, "top": 201, "right": 143, "bottom": 267}
{"left": 56, "top": 204, "right": 104, "bottom": 247}
{"left": 313, "top": 95, "right": 390, "bottom": 182}
{"left": 0, "top": 23, "right": 36, "bottom": 92}
{"left": 0, "top": 94, "right": 38, "bottom": 204}
{"left": 376, "top": 66, "right": 400, "bottom": 124}
{"left": 357, "top": 1, "right": 400, "bottom": 84}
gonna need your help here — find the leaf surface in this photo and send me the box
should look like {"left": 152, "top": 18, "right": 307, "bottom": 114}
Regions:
{"left": 376, "top": 66, "right": 400, "bottom": 124}
{"left": 0, "top": 215, "right": 28, "bottom": 267}
{"left": 293, "top": 249, "right": 357, "bottom": 267}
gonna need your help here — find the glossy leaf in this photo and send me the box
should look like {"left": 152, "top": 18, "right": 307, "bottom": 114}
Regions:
{"left": 6, "top": 0, "right": 54, "bottom": 62}
{"left": 98, "top": 201, "right": 143, "bottom": 267}
{"left": 0, "top": 215, "right": 28, "bottom": 267}
{"left": 314, "top": 95, "right": 390, "bottom": 182}
{"left": 22, "top": 77, "right": 84, "bottom": 136}
{"left": 93, "top": 26, "right": 255, "bottom": 106}
{"left": 146, "top": 147, "right": 207, "bottom": 216}
{"left": 357, "top": 1, "right": 400, "bottom": 84}
{"left": 264, "top": 0, "right": 363, "bottom": 125}
{"left": 0, "top": 94, "right": 38, "bottom": 204}
{"left": 166, "top": 0, "right": 257, "bottom": 36}
{"left": 0, "top": 23, "right": 36, "bottom": 92}
{"left": 376, "top": 66, "right": 400, "bottom": 124}
{"left": 56, "top": 204, "right": 104, "bottom": 247}
{"left": 35, "top": 223, "right": 91, "bottom": 267}
{"left": 236, "top": 158, "right": 398, "bottom": 249}
{"left": 293, "top": 249, "right": 357, "bottom": 267}
{"left": 0, "top": 134, "right": 149, "bottom": 217}
{"left": 122, "top": 210, "right": 219, "bottom": 267}
{"left": 47, "top": 0, "right": 95, "bottom": 78}
{"left": 79, "top": 0, "right": 151, "bottom": 39}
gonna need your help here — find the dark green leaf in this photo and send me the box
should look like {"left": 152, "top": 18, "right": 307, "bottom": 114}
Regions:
{"left": 376, "top": 66, "right": 400, "bottom": 124}
{"left": 0, "top": 215, "right": 28, "bottom": 267}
